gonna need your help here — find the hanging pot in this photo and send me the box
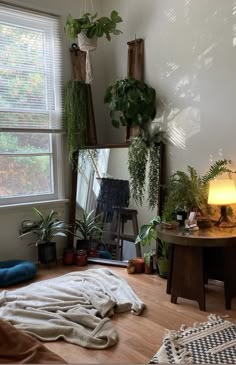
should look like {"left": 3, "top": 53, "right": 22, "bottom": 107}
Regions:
{"left": 77, "top": 31, "right": 98, "bottom": 51}
{"left": 77, "top": 31, "right": 98, "bottom": 84}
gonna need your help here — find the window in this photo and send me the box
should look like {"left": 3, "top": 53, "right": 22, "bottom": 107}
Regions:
{"left": 76, "top": 149, "right": 110, "bottom": 212}
{"left": 0, "top": 4, "right": 63, "bottom": 205}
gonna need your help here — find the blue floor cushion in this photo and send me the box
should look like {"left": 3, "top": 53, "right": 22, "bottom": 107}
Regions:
{"left": 98, "top": 250, "right": 113, "bottom": 260}
{"left": 0, "top": 260, "right": 37, "bottom": 287}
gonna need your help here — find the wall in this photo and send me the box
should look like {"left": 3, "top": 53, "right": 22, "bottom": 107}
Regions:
{"left": 101, "top": 0, "right": 236, "bottom": 177}
{"left": 0, "top": 0, "right": 104, "bottom": 261}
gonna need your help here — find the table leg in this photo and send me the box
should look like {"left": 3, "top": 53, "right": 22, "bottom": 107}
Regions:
{"left": 166, "top": 244, "right": 174, "bottom": 295}
{"left": 171, "top": 245, "right": 206, "bottom": 311}
{"left": 224, "top": 246, "right": 236, "bottom": 310}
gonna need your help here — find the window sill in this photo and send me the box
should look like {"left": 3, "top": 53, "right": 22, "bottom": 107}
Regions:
{"left": 0, "top": 199, "right": 70, "bottom": 210}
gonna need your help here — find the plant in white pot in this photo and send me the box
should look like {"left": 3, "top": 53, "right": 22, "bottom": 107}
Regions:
{"left": 65, "top": 11, "right": 122, "bottom": 83}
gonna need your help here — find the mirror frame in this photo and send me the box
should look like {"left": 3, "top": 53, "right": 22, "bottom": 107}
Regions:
{"left": 68, "top": 142, "right": 166, "bottom": 267}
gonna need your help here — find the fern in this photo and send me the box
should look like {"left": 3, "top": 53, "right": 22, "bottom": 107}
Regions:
{"left": 201, "top": 159, "right": 234, "bottom": 184}
{"left": 162, "top": 159, "right": 236, "bottom": 218}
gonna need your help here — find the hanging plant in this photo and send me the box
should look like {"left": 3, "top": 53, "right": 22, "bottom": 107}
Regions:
{"left": 104, "top": 78, "right": 156, "bottom": 128}
{"left": 128, "top": 130, "right": 166, "bottom": 210}
{"left": 65, "top": 11, "right": 123, "bottom": 41}
{"left": 148, "top": 143, "right": 161, "bottom": 210}
{"left": 64, "top": 80, "right": 88, "bottom": 162}
{"left": 128, "top": 136, "right": 148, "bottom": 206}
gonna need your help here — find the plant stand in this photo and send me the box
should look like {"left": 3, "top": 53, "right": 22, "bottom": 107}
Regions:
{"left": 126, "top": 38, "right": 144, "bottom": 142}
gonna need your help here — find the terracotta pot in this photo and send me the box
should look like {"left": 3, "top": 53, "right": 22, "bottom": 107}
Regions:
{"left": 144, "top": 253, "right": 153, "bottom": 274}
{"left": 88, "top": 249, "right": 99, "bottom": 258}
{"left": 75, "top": 250, "right": 87, "bottom": 266}
{"left": 63, "top": 249, "right": 75, "bottom": 265}
{"left": 133, "top": 258, "right": 145, "bottom": 273}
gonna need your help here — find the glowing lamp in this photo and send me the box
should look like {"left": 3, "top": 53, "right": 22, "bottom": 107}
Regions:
{"left": 208, "top": 179, "right": 236, "bottom": 227}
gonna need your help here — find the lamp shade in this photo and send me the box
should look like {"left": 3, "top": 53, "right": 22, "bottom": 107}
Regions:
{"left": 208, "top": 179, "right": 236, "bottom": 206}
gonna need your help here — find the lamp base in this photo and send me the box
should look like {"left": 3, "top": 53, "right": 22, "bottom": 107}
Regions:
{"left": 215, "top": 205, "right": 236, "bottom": 228}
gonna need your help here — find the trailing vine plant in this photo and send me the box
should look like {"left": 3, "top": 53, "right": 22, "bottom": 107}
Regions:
{"left": 64, "top": 80, "right": 88, "bottom": 162}
{"left": 128, "top": 131, "right": 165, "bottom": 210}
{"left": 148, "top": 143, "right": 161, "bottom": 210}
{"left": 128, "top": 137, "right": 148, "bottom": 206}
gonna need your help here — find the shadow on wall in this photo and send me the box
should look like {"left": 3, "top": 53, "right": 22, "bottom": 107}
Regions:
{"left": 150, "top": 0, "right": 236, "bottom": 150}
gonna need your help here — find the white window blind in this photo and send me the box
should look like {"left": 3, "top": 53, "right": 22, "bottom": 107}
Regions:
{"left": 0, "top": 4, "right": 63, "bottom": 133}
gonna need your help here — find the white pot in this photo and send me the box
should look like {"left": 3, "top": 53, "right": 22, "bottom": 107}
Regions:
{"left": 77, "top": 31, "right": 98, "bottom": 52}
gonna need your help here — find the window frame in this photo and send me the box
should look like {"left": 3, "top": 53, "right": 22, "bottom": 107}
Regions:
{"left": 0, "top": 5, "right": 64, "bottom": 206}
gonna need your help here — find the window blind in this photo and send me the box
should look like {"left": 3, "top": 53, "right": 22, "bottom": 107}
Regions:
{"left": 0, "top": 4, "right": 63, "bottom": 133}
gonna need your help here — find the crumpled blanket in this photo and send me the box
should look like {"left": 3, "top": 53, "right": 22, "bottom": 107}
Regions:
{"left": 0, "top": 268, "right": 145, "bottom": 349}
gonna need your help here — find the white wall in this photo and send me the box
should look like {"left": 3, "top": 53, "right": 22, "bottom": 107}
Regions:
{"left": 3, "top": 0, "right": 236, "bottom": 260}
{"left": 101, "top": 0, "right": 236, "bottom": 177}
{"left": 0, "top": 0, "right": 104, "bottom": 261}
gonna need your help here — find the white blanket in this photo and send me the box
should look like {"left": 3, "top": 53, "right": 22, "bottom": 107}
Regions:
{"left": 0, "top": 268, "right": 144, "bottom": 349}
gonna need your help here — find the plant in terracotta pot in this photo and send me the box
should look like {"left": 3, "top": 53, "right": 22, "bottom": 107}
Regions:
{"left": 75, "top": 209, "right": 103, "bottom": 252}
{"left": 19, "top": 208, "right": 69, "bottom": 265}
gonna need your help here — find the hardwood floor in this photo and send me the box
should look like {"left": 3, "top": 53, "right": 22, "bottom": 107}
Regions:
{"left": 3, "top": 263, "right": 236, "bottom": 363}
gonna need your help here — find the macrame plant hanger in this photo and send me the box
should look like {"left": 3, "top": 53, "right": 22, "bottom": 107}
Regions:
{"left": 68, "top": 1, "right": 97, "bottom": 246}
{"left": 77, "top": 0, "right": 96, "bottom": 84}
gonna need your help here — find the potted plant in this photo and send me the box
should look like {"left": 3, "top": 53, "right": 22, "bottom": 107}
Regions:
{"left": 156, "top": 240, "right": 169, "bottom": 278}
{"left": 128, "top": 131, "right": 166, "bottom": 208}
{"left": 65, "top": 11, "right": 122, "bottom": 83}
{"left": 104, "top": 78, "right": 156, "bottom": 129}
{"left": 65, "top": 11, "right": 122, "bottom": 43}
{"left": 64, "top": 80, "right": 89, "bottom": 162}
{"left": 104, "top": 78, "right": 166, "bottom": 209}
{"left": 162, "top": 159, "right": 235, "bottom": 221}
{"left": 135, "top": 216, "right": 161, "bottom": 274}
{"left": 19, "top": 208, "right": 69, "bottom": 264}
{"left": 75, "top": 209, "right": 103, "bottom": 252}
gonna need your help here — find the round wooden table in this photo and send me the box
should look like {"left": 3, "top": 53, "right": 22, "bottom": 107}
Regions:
{"left": 157, "top": 225, "right": 236, "bottom": 311}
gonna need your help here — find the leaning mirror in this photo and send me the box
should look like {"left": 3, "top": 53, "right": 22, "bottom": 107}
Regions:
{"left": 74, "top": 146, "right": 144, "bottom": 266}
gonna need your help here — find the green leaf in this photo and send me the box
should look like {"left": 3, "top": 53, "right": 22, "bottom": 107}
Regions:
{"left": 112, "top": 119, "right": 120, "bottom": 128}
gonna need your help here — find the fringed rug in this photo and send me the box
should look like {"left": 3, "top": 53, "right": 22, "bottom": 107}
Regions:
{"left": 150, "top": 315, "right": 236, "bottom": 364}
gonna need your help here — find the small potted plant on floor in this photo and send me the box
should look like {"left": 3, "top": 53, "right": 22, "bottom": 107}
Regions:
{"left": 19, "top": 208, "right": 69, "bottom": 264}
{"left": 135, "top": 216, "right": 161, "bottom": 274}
{"left": 156, "top": 241, "right": 169, "bottom": 278}
{"left": 75, "top": 209, "right": 103, "bottom": 253}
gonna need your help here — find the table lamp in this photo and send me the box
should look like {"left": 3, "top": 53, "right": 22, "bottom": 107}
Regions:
{"left": 208, "top": 179, "right": 236, "bottom": 227}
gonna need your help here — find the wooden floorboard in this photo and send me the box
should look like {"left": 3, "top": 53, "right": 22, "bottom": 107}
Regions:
{"left": 2, "top": 263, "right": 236, "bottom": 363}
